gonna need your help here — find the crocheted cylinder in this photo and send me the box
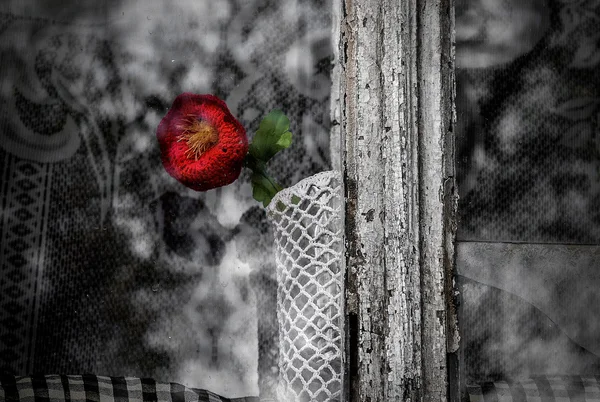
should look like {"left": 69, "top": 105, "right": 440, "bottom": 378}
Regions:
{"left": 266, "top": 171, "right": 344, "bottom": 402}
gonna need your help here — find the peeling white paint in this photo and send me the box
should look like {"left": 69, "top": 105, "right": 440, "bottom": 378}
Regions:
{"left": 334, "top": 0, "right": 457, "bottom": 400}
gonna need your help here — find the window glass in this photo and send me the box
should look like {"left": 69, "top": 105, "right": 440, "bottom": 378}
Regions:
{"left": 0, "top": 0, "right": 333, "bottom": 398}
{"left": 456, "top": 0, "right": 600, "bottom": 392}
{"left": 457, "top": 0, "right": 599, "bottom": 244}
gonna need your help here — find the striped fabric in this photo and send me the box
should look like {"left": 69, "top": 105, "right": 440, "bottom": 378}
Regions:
{"left": 468, "top": 376, "right": 600, "bottom": 402}
{"left": 0, "top": 374, "right": 259, "bottom": 402}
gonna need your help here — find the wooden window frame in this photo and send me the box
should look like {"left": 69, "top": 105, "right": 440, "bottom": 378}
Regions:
{"left": 331, "top": 0, "right": 459, "bottom": 400}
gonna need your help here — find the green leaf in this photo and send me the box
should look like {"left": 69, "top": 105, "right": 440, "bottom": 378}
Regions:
{"left": 249, "top": 110, "right": 293, "bottom": 163}
{"left": 251, "top": 171, "right": 282, "bottom": 208}
{"left": 275, "top": 201, "right": 287, "bottom": 212}
{"left": 276, "top": 131, "right": 292, "bottom": 148}
{"left": 246, "top": 110, "right": 294, "bottom": 207}
{"left": 252, "top": 184, "right": 270, "bottom": 207}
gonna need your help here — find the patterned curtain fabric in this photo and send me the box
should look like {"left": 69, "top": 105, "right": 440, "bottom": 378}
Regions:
{"left": 456, "top": 0, "right": 600, "bottom": 384}
{"left": 0, "top": 0, "right": 332, "bottom": 399}
{"left": 456, "top": 0, "right": 600, "bottom": 244}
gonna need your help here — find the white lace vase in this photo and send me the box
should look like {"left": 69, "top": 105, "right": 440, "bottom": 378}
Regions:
{"left": 266, "top": 171, "right": 344, "bottom": 402}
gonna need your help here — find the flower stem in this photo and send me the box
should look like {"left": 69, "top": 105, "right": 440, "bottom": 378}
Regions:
{"left": 245, "top": 153, "right": 283, "bottom": 207}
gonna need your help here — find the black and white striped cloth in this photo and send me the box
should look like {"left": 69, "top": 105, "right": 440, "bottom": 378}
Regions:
{"left": 0, "top": 374, "right": 259, "bottom": 402}
{"left": 4, "top": 374, "right": 600, "bottom": 401}
{"left": 467, "top": 376, "right": 600, "bottom": 402}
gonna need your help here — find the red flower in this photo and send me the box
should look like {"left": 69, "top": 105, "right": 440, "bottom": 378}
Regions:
{"left": 157, "top": 93, "right": 248, "bottom": 191}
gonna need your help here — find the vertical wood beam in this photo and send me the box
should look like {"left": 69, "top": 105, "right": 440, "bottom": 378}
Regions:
{"left": 334, "top": 0, "right": 457, "bottom": 400}
{"left": 419, "top": 1, "right": 459, "bottom": 401}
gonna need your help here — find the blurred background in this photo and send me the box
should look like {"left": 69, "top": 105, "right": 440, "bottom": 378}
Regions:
{"left": 0, "top": 0, "right": 332, "bottom": 398}
{"left": 455, "top": 0, "right": 600, "bottom": 385}
{"left": 0, "top": 0, "right": 599, "bottom": 399}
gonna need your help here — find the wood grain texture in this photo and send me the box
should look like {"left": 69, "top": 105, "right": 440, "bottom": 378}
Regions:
{"left": 333, "top": 0, "right": 457, "bottom": 400}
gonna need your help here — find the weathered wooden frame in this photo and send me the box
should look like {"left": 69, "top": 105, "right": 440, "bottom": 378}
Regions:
{"left": 331, "top": 0, "right": 458, "bottom": 400}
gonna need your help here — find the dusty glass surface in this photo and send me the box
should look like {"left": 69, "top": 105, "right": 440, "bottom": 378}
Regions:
{"left": 456, "top": 0, "right": 600, "bottom": 244}
{"left": 0, "top": 0, "right": 333, "bottom": 398}
{"left": 456, "top": 0, "right": 600, "bottom": 390}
